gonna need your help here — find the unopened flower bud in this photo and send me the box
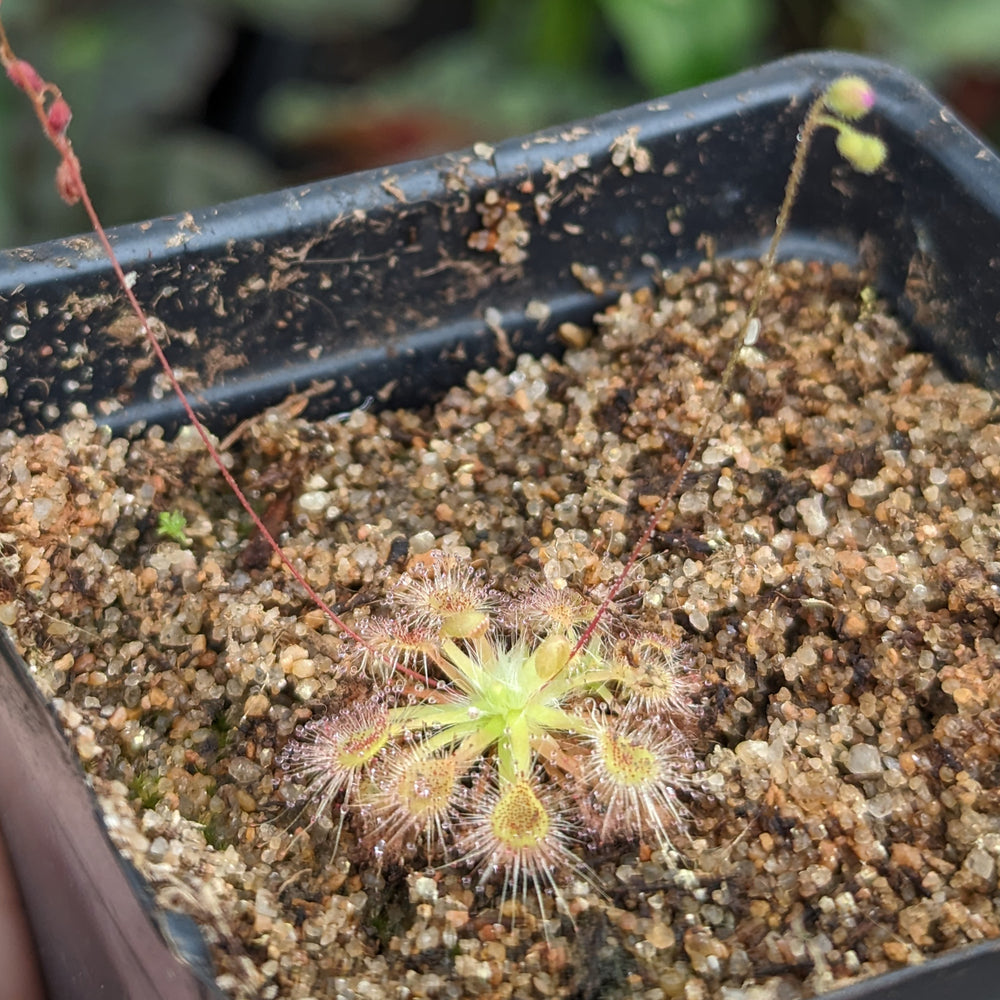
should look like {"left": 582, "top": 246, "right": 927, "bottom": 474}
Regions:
{"left": 55, "top": 158, "right": 83, "bottom": 205}
{"left": 6, "top": 58, "right": 43, "bottom": 95}
{"left": 835, "top": 127, "right": 887, "bottom": 174}
{"left": 45, "top": 97, "right": 72, "bottom": 137}
{"left": 535, "top": 633, "right": 571, "bottom": 681}
{"left": 824, "top": 75, "right": 876, "bottom": 120}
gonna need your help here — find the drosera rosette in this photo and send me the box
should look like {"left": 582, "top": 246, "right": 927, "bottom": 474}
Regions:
{"left": 276, "top": 548, "right": 704, "bottom": 917}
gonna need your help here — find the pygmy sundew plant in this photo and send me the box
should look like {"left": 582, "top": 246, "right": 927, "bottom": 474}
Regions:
{"left": 278, "top": 553, "right": 697, "bottom": 914}
{"left": 0, "top": 12, "right": 887, "bottom": 920}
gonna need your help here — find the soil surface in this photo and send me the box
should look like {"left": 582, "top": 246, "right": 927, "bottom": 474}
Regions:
{"left": 3, "top": 258, "right": 1000, "bottom": 999}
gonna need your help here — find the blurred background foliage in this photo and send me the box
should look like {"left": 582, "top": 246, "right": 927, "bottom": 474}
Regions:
{"left": 3, "top": 0, "right": 1000, "bottom": 246}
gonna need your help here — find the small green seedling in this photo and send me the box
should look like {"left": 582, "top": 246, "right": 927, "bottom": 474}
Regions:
{"left": 156, "top": 510, "right": 191, "bottom": 547}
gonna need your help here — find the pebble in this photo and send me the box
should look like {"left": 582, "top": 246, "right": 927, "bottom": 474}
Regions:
{"left": 847, "top": 743, "right": 882, "bottom": 775}
{"left": 228, "top": 757, "right": 263, "bottom": 784}
{"left": 242, "top": 693, "right": 270, "bottom": 718}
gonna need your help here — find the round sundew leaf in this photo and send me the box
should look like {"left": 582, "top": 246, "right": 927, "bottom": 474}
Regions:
{"left": 490, "top": 779, "right": 551, "bottom": 850}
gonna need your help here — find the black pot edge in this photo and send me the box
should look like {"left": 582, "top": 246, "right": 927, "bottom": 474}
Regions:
{"left": 3, "top": 48, "right": 998, "bottom": 276}
{"left": 3, "top": 48, "right": 1000, "bottom": 441}
{"left": 0, "top": 50, "right": 999, "bottom": 999}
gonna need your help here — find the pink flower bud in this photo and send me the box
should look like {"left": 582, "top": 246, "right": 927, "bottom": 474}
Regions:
{"left": 55, "top": 158, "right": 83, "bottom": 205}
{"left": 5, "top": 58, "right": 43, "bottom": 95}
{"left": 45, "top": 97, "right": 72, "bottom": 137}
{"left": 824, "top": 75, "right": 876, "bottom": 121}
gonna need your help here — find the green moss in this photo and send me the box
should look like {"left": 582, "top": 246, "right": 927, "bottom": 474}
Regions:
{"left": 129, "top": 771, "right": 164, "bottom": 810}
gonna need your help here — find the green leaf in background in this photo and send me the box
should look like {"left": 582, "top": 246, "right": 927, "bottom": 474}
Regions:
{"left": 474, "top": 0, "right": 605, "bottom": 75}
{"left": 83, "top": 130, "right": 276, "bottom": 226}
{"left": 834, "top": 0, "right": 1000, "bottom": 77}
{"left": 599, "top": 0, "right": 771, "bottom": 94}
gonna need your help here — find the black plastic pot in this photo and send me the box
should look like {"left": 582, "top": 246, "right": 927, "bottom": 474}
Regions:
{"left": 2, "top": 50, "right": 999, "bottom": 1000}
